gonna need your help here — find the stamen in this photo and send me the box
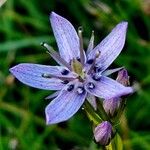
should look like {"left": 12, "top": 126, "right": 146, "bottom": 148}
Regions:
{"left": 92, "top": 74, "right": 101, "bottom": 81}
{"left": 41, "top": 42, "right": 72, "bottom": 70}
{"left": 42, "top": 73, "right": 75, "bottom": 81}
{"left": 67, "top": 84, "right": 74, "bottom": 91}
{"left": 96, "top": 67, "right": 101, "bottom": 72}
{"left": 87, "top": 59, "right": 94, "bottom": 64}
{"left": 42, "top": 73, "right": 51, "bottom": 78}
{"left": 87, "top": 82, "right": 95, "bottom": 89}
{"left": 93, "top": 66, "right": 101, "bottom": 72}
{"left": 61, "top": 69, "right": 69, "bottom": 75}
{"left": 94, "top": 66, "right": 98, "bottom": 72}
{"left": 78, "top": 27, "right": 85, "bottom": 66}
{"left": 87, "top": 30, "right": 94, "bottom": 54}
{"left": 62, "top": 80, "right": 69, "bottom": 84}
{"left": 87, "top": 51, "right": 100, "bottom": 74}
{"left": 77, "top": 57, "right": 81, "bottom": 62}
{"left": 77, "top": 86, "right": 85, "bottom": 94}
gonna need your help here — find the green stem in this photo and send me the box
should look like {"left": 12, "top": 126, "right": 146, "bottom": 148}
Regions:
{"left": 84, "top": 101, "right": 102, "bottom": 125}
{"left": 96, "top": 99, "right": 110, "bottom": 122}
{"left": 113, "top": 99, "right": 126, "bottom": 123}
{"left": 105, "top": 133, "right": 123, "bottom": 150}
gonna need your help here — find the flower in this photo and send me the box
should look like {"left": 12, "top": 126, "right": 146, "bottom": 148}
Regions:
{"left": 94, "top": 121, "right": 113, "bottom": 145}
{"left": 9, "top": 12, "right": 133, "bottom": 125}
{"left": 103, "top": 69, "right": 130, "bottom": 117}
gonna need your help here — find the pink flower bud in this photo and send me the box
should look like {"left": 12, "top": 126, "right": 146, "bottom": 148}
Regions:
{"left": 94, "top": 121, "right": 113, "bottom": 146}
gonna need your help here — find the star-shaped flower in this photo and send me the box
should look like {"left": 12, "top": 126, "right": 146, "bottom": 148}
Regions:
{"left": 9, "top": 12, "right": 133, "bottom": 125}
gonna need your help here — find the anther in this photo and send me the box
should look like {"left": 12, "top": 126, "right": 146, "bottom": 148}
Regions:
{"left": 87, "top": 82, "right": 95, "bottom": 89}
{"left": 62, "top": 80, "right": 69, "bottom": 84}
{"left": 96, "top": 51, "right": 100, "bottom": 58}
{"left": 77, "top": 86, "right": 85, "bottom": 94}
{"left": 61, "top": 69, "right": 69, "bottom": 75}
{"left": 67, "top": 84, "right": 74, "bottom": 91}
{"left": 94, "top": 66, "right": 98, "bottom": 72}
{"left": 87, "top": 51, "right": 101, "bottom": 74}
{"left": 92, "top": 74, "right": 101, "bottom": 81}
{"left": 97, "top": 67, "right": 101, "bottom": 72}
{"left": 77, "top": 57, "right": 81, "bottom": 62}
{"left": 87, "top": 59, "right": 94, "bottom": 64}
{"left": 42, "top": 73, "right": 51, "bottom": 78}
{"left": 94, "top": 64, "right": 101, "bottom": 72}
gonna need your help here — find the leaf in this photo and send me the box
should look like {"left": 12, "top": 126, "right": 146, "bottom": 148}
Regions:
{"left": 0, "top": 36, "right": 54, "bottom": 52}
{"left": 106, "top": 133, "right": 123, "bottom": 150}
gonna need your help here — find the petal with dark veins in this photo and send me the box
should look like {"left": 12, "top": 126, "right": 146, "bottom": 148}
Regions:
{"left": 87, "top": 22, "right": 128, "bottom": 71}
{"left": 102, "top": 67, "right": 124, "bottom": 76}
{"left": 45, "top": 82, "right": 87, "bottom": 124}
{"left": 9, "top": 63, "right": 76, "bottom": 90}
{"left": 50, "top": 12, "right": 80, "bottom": 62}
{"left": 85, "top": 76, "right": 133, "bottom": 99}
{"left": 87, "top": 94, "right": 97, "bottom": 110}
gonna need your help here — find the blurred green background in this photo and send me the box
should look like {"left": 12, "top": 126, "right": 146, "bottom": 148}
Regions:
{"left": 0, "top": 0, "right": 150, "bottom": 149}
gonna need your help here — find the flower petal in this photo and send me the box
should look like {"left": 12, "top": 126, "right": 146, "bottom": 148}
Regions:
{"left": 45, "top": 91, "right": 60, "bottom": 100}
{"left": 85, "top": 76, "right": 133, "bottom": 99}
{"left": 86, "top": 31, "right": 94, "bottom": 55}
{"left": 87, "top": 22, "right": 128, "bottom": 71}
{"left": 102, "top": 67, "right": 124, "bottom": 76}
{"left": 87, "top": 94, "right": 97, "bottom": 110}
{"left": 50, "top": 12, "right": 80, "bottom": 62}
{"left": 45, "top": 82, "right": 87, "bottom": 124}
{"left": 9, "top": 63, "right": 76, "bottom": 90}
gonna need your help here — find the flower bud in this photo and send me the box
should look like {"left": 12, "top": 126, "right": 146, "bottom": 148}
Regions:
{"left": 116, "top": 69, "right": 129, "bottom": 86}
{"left": 103, "top": 69, "right": 129, "bottom": 117}
{"left": 94, "top": 121, "right": 113, "bottom": 146}
{"left": 103, "top": 97, "right": 121, "bottom": 117}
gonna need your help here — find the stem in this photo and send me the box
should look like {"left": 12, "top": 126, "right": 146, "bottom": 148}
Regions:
{"left": 84, "top": 101, "right": 102, "bottom": 125}
{"left": 113, "top": 99, "right": 126, "bottom": 123}
{"left": 96, "top": 99, "right": 110, "bottom": 122}
{"left": 105, "top": 133, "right": 123, "bottom": 150}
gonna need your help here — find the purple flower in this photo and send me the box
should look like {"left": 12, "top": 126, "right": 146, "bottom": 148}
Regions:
{"left": 103, "top": 69, "right": 130, "bottom": 117}
{"left": 94, "top": 121, "right": 113, "bottom": 145}
{"left": 9, "top": 12, "right": 133, "bottom": 125}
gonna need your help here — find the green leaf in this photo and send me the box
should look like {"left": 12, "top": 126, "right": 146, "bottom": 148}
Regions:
{"left": 0, "top": 36, "right": 54, "bottom": 52}
{"left": 106, "top": 134, "right": 123, "bottom": 150}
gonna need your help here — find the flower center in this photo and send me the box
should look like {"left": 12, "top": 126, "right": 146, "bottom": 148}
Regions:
{"left": 71, "top": 59, "right": 85, "bottom": 81}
